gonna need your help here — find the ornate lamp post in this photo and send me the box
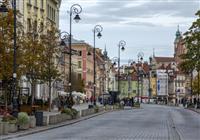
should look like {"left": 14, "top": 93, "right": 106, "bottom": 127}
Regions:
{"left": 127, "top": 59, "right": 134, "bottom": 98}
{"left": 148, "top": 56, "right": 152, "bottom": 103}
{"left": 0, "top": 1, "right": 8, "bottom": 13}
{"left": 117, "top": 40, "right": 126, "bottom": 96}
{"left": 68, "top": 4, "right": 82, "bottom": 107}
{"left": 110, "top": 57, "right": 118, "bottom": 92}
{"left": 93, "top": 25, "right": 103, "bottom": 106}
{"left": 137, "top": 52, "right": 144, "bottom": 103}
{"left": 12, "top": 0, "right": 18, "bottom": 117}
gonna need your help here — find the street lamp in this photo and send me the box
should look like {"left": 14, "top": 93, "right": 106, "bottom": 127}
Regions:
{"left": 137, "top": 52, "right": 144, "bottom": 103}
{"left": 118, "top": 40, "right": 126, "bottom": 96}
{"left": 110, "top": 57, "right": 118, "bottom": 91}
{"left": 0, "top": 0, "right": 8, "bottom": 113}
{"left": 60, "top": 31, "right": 70, "bottom": 47}
{"left": 127, "top": 59, "right": 134, "bottom": 98}
{"left": 148, "top": 56, "right": 152, "bottom": 103}
{"left": 10, "top": 0, "right": 18, "bottom": 117}
{"left": 68, "top": 4, "right": 82, "bottom": 108}
{"left": 59, "top": 31, "right": 70, "bottom": 108}
{"left": 0, "top": 1, "right": 8, "bottom": 13}
{"left": 93, "top": 25, "right": 103, "bottom": 106}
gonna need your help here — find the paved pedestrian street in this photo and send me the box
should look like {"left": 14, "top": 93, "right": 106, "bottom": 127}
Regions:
{"left": 10, "top": 104, "right": 200, "bottom": 140}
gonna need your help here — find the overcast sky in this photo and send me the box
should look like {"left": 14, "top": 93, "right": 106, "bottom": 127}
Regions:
{"left": 59, "top": 0, "right": 200, "bottom": 63}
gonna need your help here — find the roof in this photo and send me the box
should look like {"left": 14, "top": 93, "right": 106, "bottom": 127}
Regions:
{"left": 154, "top": 57, "right": 175, "bottom": 62}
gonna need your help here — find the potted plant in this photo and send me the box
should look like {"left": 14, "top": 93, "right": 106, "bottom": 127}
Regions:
{"left": 2, "top": 114, "right": 18, "bottom": 133}
{"left": 134, "top": 102, "right": 140, "bottom": 108}
{"left": 71, "top": 108, "right": 79, "bottom": 118}
{"left": 94, "top": 105, "right": 99, "bottom": 113}
{"left": 18, "top": 112, "right": 30, "bottom": 130}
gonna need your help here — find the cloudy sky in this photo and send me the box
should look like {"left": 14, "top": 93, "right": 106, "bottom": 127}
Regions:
{"left": 59, "top": 0, "right": 200, "bottom": 63}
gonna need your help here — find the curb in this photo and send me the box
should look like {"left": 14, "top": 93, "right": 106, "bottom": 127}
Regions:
{"left": 187, "top": 108, "right": 200, "bottom": 114}
{"left": 0, "top": 110, "right": 114, "bottom": 140}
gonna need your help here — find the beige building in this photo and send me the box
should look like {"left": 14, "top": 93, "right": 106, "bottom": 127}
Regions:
{"left": 70, "top": 38, "right": 94, "bottom": 98}
{"left": 15, "top": 0, "right": 61, "bottom": 32}
{"left": 13, "top": 0, "right": 62, "bottom": 100}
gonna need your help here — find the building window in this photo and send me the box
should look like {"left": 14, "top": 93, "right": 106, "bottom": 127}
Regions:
{"left": 40, "top": 0, "right": 43, "bottom": 9}
{"left": 50, "top": 6, "right": 52, "bottom": 19}
{"left": 79, "top": 51, "right": 82, "bottom": 56}
{"left": 27, "top": 18, "right": 31, "bottom": 32}
{"left": 40, "top": 22, "right": 44, "bottom": 33}
{"left": 78, "top": 74, "right": 82, "bottom": 80}
{"left": 34, "top": 0, "right": 37, "bottom": 7}
{"left": 78, "top": 61, "right": 82, "bottom": 69}
{"left": 53, "top": 9, "right": 55, "bottom": 21}
{"left": 33, "top": 20, "right": 37, "bottom": 33}
{"left": 47, "top": 5, "right": 49, "bottom": 17}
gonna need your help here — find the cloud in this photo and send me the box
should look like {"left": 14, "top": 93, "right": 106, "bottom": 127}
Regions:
{"left": 121, "top": 14, "right": 195, "bottom": 27}
{"left": 123, "top": 0, "right": 151, "bottom": 8}
{"left": 59, "top": 0, "right": 199, "bottom": 61}
{"left": 60, "top": 0, "right": 199, "bottom": 27}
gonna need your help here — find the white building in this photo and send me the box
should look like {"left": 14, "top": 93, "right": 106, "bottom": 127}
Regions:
{"left": 156, "top": 70, "right": 168, "bottom": 103}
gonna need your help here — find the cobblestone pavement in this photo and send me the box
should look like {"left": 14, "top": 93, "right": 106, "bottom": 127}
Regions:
{"left": 9, "top": 104, "right": 200, "bottom": 140}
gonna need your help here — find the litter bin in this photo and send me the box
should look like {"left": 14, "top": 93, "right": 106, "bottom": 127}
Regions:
{"left": 35, "top": 111, "right": 43, "bottom": 126}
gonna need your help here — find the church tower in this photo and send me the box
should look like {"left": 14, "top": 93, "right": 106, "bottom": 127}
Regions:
{"left": 174, "top": 25, "right": 186, "bottom": 65}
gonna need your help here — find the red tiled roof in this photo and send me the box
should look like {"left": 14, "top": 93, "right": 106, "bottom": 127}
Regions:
{"left": 154, "top": 57, "right": 175, "bottom": 62}
{"left": 158, "top": 64, "right": 166, "bottom": 69}
{"left": 142, "top": 63, "right": 150, "bottom": 73}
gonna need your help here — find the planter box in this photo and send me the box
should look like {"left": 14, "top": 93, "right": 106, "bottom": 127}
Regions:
{"left": 7, "top": 123, "right": 18, "bottom": 133}
{"left": 61, "top": 114, "right": 72, "bottom": 121}
{"left": 57, "top": 114, "right": 62, "bottom": 123}
{"left": 81, "top": 108, "right": 95, "bottom": 117}
{"left": 0, "top": 122, "right": 8, "bottom": 135}
{"left": 29, "top": 116, "right": 36, "bottom": 128}
{"left": 43, "top": 116, "right": 49, "bottom": 126}
{"left": 19, "top": 123, "right": 29, "bottom": 130}
{"left": 99, "top": 106, "right": 104, "bottom": 112}
{"left": 105, "top": 105, "right": 112, "bottom": 111}
{"left": 49, "top": 115, "right": 57, "bottom": 125}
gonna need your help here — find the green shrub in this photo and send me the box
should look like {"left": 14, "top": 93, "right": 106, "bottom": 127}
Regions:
{"left": 71, "top": 108, "right": 78, "bottom": 118}
{"left": 2, "top": 114, "right": 17, "bottom": 124}
{"left": 187, "top": 103, "right": 195, "bottom": 108}
{"left": 61, "top": 108, "right": 78, "bottom": 118}
{"left": 18, "top": 112, "right": 29, "bottom": 125}
{"left": 94, "top": 105, "right": 99, "bottom": 113}
{"left": 105, "top": 105, "right": 110, "bottom": 110}
{"left": 61, "top": 108, "right": 73, "bottom": 116}
{"left": 118, "top": 103, "right": 124, "bottom": 109}
{"left": 134, "top": 102, "right": 140, "bottom": 107}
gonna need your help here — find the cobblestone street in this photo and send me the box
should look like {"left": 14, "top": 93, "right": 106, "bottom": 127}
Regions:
{"left": 8, "top": 104, "right": 200, "bottom": 140}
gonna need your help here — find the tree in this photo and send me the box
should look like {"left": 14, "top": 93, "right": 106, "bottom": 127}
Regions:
{"left": 40, "top": 24, "right": 61, "bottom": 111}
{"left": 71, "top": 72, "right": 85, "bottom": 93}
{"left": 181, "top": 10, "right": 200, "bottom": 96}
{"left": 22, "top": 25, "right": 45, "bottom": 106}
{"left": 0, "top": 4, "right": 25, "bottom": 108}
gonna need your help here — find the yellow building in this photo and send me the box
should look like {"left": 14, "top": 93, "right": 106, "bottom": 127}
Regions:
{"left": 16, "top": 0, "right": 61, "bottom": 32}
{"left": 13, "top": 0, "right": 62, "bottom": 100}
{"left": 150, "top": 77, "right": 157, "bottom": 97}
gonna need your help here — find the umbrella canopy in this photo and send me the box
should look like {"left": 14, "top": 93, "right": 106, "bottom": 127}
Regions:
{"left": 72, "top": 91, "right": 86, "bottom": 98}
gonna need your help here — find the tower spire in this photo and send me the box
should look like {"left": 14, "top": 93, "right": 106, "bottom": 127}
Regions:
{"left": 103, "top": 44, "right": 108, "bottom": 60}
{"left": 175, "top": 25, "right": 182, "bottom": 43}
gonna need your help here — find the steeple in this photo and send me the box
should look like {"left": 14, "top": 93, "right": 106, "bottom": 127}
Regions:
{"left": 176, "top": 25, "right": 181, "bottom": 38}
{"left": 174, "top": 25, "right": 182, "bottom": 43}
{"left": 103, "top": 44, "right": 108, "bottom": 60}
